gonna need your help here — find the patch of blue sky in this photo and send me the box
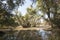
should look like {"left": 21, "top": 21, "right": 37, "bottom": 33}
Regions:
{"left": 12, "top": 0, "right": 37, "bottom": 16}
{"left": 18, "top": 0, "right": 33, "bottom": 16}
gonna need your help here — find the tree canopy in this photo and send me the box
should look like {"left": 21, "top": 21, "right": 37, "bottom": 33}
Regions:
{"left": 0, "top": 0, "right": 60, "bottom": 28}
{"left": 36, "top": 0, "right": 60, "bottom": 28}
{"left": 0, "top": 0, "right": 25, "bottom": 27}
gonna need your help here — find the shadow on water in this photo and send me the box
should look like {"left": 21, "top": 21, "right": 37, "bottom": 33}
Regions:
{"left": 0, "top": 31, "right": 6, "bottom": 37}
{"left": 0, "top": 31, "right": 6, "bottom": 40}
{"left": 2, "top": 29, "right": 60, "bottom": 40}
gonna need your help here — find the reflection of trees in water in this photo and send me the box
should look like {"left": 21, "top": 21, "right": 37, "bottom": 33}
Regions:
{"left": 16, "top": 30, "right": 42, "bottom": 40}
{"left": 4, "top": 32, "right": 16, "bottom": 40}
{"left": 4, "top": 30, "right": 42, "bottom": 40}
{"left": 3, "top": 30, "right": 60, "bottom": 40}
{"left": 52, "top": 30, "right": 60, "bottom": 40}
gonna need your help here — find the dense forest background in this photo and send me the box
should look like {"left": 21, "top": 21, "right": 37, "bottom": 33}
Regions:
{"left": 0, "top": 0, "right": 60, "bottom": 28}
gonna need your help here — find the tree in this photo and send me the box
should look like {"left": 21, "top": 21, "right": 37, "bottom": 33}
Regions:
{"left": 26, "top": 6, "right": 42, "bottom": 27}
{"left": 0, "top": 0, "right": 25, "bottom": 27}
{"left": 36, "top": 0, "right": 60, "bottom": 28}
{"left": 0, "top": 0, "right": 25, "bottom": 12}
{"left": 13, "top": 5, "right": 42, "bottom": 27}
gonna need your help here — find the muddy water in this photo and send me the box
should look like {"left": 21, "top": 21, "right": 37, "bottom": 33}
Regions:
{"left": 3, "top": 29, "right": 60, "bottom": 40}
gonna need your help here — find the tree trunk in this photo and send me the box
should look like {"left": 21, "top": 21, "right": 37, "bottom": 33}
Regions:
{"left": 47, "top": 8, "right": 50, "bottom": 19}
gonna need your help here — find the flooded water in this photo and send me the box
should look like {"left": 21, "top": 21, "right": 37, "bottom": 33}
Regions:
{"left": 1, "top": 29, "right": 60, "bottom": 40}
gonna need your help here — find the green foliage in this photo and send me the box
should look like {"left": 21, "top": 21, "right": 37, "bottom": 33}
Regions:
{"left": 0, "top": 8, "right": 18, "bottom": 27}
{"left": 14, "top": 6, "right": 42, "bottom": 27}
{"left": 0, "top": 0, "right": 60, "bottom": 28}
{"left": 0, "top": 0, "right": 25, "bottom": 27}
{"left": 36, "top": 0, "right": 60, "bottom": 28}
{"left": 0, "top": 0, "right": 25, "bottom": 11}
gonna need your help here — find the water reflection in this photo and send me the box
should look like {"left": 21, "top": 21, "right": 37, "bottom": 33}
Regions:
{"left": 38, "top": 29, "right": 51, "bottom": 40}
{"left": 3, "top": 29, "right": 60, "bottom": 40}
